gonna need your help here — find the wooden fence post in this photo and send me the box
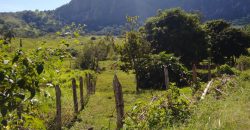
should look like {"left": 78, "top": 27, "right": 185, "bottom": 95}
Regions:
{"left": 240, "top": 63, "right": 244, "bottom": 71}
{"left": 19, "top": 39, "right": 23, "bottom": 48}
{"left": 163, "top": 65, "right": 170, "bottom": 90}
{"left": 89, "top": 74, "right": 93, "bottom": 94}
{"left": 113, "top": 74, "right": 124, "bottom": 130}
{"left": 91, "top": 77, "right": 96, "bottom": 94}
{"left": 86, "top": 73, "right": 90, "bottom": 95}
{"left": 55, "top": 85, "right": 62, "bottom": 130}
{"left": 79, "top": 76, "right": 84, "bottom": 110}
{"left": 72, "top": 78, "right": 78, "bottom": 114}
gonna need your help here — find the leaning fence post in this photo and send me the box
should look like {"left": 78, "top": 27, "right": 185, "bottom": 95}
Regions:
{"left": 55, "top": 85, "right": 62, "bottom": 130}
{"left": 163, "top": 65, "right": 170, "bottom": 90}
{"left": 79, "top": 76, "right": 84, "bottom": 110}
{"left": 113, "top": 74, "right": 124, "bottom": 130}
{"left": 72, "top": 78, "right": 78, "bottom": 114}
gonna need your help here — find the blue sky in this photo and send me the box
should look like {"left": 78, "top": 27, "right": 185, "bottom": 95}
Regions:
{"left": 0, "top": 0, "right": 71, "bottom": 12}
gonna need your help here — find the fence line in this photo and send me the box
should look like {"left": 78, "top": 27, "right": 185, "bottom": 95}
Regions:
{"left": 53, "top": 73, "right": 96, "bottom": 129}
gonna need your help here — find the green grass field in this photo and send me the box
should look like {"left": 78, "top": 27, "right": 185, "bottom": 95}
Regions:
{"left": 6, "top": 35, "right": 250, "bottom": 130}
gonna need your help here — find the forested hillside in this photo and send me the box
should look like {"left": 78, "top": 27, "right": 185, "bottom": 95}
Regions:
{"left": 0, "top": 11, "right": 61, "bottom": 37}
{"left": 1, "top": 0, "right": 250, "bottom": 35}
{"left": 55, "top": 0, "right": 250, "bottom": 29}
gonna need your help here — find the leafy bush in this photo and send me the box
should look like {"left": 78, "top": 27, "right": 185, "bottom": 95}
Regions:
{"left": 136, "top": 52, "right": 190, "bottom": 89}
{"left": 124, "top": 84, "right": 190, "bottom": 129}
{"left": 240, "top": 71, "right": 250, "bottom": 81}
{"left": 76, "top": 40, "right": 110, "bottom": 70}
{"left": 237, "top": 55, "right": 250, "bottom": 70}
{"left": 216, "top": 64, "right": 235, "bottom": 75}
{"left": 144, "top": 8, "right": 208, "bottom": 67}
{"left": 0, "top": 49, "right": 45, "bottom": 128}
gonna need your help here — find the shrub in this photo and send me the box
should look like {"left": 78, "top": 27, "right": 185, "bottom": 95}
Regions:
{"left": 216, "top": 64, "right": 235, "bottom": 75}
{"left": 237, "top": 55, "right": 250, "bottom": 70}
{"left": 90, "top": 37, "right": 96, "bottom": 40}
{"left": 135, "top": 52, "right": 190, "bottom": 89}
{"left": 240, "top": 71, "right": 250, "bottom": 81}
{"left": 75, "top": 40, "right": 110, "bottom": 70}
{"left": 124, "top": 84, "right": 190, "bottom": 129}
{"left": 66, "top": 48, "right": 78, "bottom": 57}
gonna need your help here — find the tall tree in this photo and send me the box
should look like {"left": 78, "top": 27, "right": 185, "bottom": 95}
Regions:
{"left": 204, "top": 20, "right": 250, "bottom": 65}
{"left": 144, "top": 8, "right": 208, "bottom": 67}
{"left": 120, "top": 31, "right": 150, "bottom": 92}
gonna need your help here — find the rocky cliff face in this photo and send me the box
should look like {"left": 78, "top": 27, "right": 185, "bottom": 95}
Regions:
{"left": 55, "top": 0, "right": 250, "bottom": 30}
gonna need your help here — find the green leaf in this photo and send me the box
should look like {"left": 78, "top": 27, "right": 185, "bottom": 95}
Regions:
{"left": 36, "top": 63, "right": 44, "bottom": 75}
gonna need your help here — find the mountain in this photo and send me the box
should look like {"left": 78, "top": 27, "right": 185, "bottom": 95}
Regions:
{"left": 55, "top": 0, "right": 250, "bottom": 30}
{"left": 0, "top": 11, "right": 62, "bottom": 37}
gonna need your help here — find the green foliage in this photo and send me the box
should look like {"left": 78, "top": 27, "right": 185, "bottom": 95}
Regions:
{"left": 124, "top": 84, "right": 190, "bottom": 129}
{"left": 58, "top": 22, "right": 85, "bottom": 38}
{"left": 137, "top": 52, "right": 190, "bottom": 89}
{"left": 55, "top": 0, "right": 250, "bottom": 31}
{"left": 237, "top": 55, "right": 250, "bottom": 70}
{"left": 76, "top": 40, "right": 111, "bottom": 70}
{"left": 0, "top": 11, "right": 62, "bottom": 37}
{"left": 0, "top": 48, "right": 44, "bottom": 128}
{"left": 0, "top": 25, "right": 15, "bottom": 45}
{"left": 179, "top": 72, "right": 250, "bottom": 130}
{"left": 126, "top": 16, "right": 140, "bottom": 31}
{"left": 243, "top": 24, "right": 250, "bottom": 34}
{"left": 120, "top": 31, "right": 150, "bottom": 90}
{"left": 120, "top": 31, "right": 150, "bottom": 72}
{"left": 216, "top": 64, "right": 235, "bottom": 75}
{"left": 204, "top": 20, "right": 250, "bottom": 65}
{"left": 144, "top": 8, "right": 208, "bottom": 67}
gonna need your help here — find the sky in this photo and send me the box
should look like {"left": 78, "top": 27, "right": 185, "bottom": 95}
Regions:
{"left": 0, "top": 0, "right": 71, "bottom": 12}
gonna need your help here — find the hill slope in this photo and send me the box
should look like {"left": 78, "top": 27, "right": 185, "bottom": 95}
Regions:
{"left": 0, "top": 11, "right": 61, "bottom": 37}
{"left": 55, "top": 0, "right": 250, "bottom": 30}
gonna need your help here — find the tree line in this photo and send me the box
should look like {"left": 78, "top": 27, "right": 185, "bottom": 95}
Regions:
{"left": 120, "top": 8, "right": 250, "bottom": 92}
